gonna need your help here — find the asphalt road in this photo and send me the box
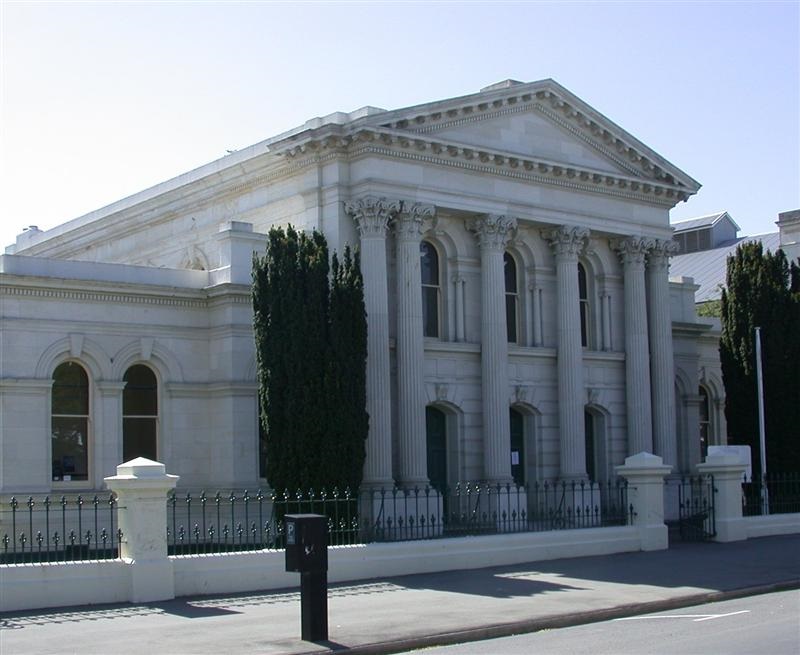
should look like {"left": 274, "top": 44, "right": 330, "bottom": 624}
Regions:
{"left": 401, "top": 590, "right": 800, "bottom": 655}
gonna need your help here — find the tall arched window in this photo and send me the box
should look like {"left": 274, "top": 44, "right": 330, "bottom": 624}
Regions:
{"left": 52, "top": 362, "right": 89, "bottom": 482}
{"left": 584, "top": 410, "right": 596, "bottom": 482}
{"left": 505, "top": 253, "right": 519, "bottom": 344}
{"left": 123, "top": 365, "right": 158, "bottom": 462}
{"left": 578, "top": 262, "right": 591, "bottom": 348}
{"left": 420, "top": 241, "right": 441, "bottom": 338}
{"left": 699, "top": 385, "right": 710, "bottom": 459}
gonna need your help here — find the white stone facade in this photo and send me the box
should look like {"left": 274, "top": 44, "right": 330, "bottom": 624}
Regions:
{"left": 0, "top": 79, "right": 726, "bottom": 494}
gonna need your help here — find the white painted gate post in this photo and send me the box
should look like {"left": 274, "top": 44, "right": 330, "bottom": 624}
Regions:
{"left": 105, "top": 457, "right": 179, "bottom": 603}
{"left": 696, "top": 452, "right": 747, "bottom": 542}
{"left": 615, "top": 452, "right": 672, "bottom": 551}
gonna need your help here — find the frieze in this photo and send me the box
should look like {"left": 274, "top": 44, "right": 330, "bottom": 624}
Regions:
{"left": 0, "top": 285, "right": 208, "bottom": 309}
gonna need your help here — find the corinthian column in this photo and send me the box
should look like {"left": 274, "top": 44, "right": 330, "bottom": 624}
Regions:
{"left": 394, "top": 203, "right": 435, "bottom": 486}
{"left": 647, "top": 239, "right": 679, "bottom": 467}
{"left": 543, "top": 226, "right": 589, "bottom": 479}
{"left": 344, "top": 196, "right": 399, "bottom": 487}
{"left": 612, "top": 236, "right": 655, "bottom": 456}
{"left": 469, "top": 214, "right": 517, "bottom": 483}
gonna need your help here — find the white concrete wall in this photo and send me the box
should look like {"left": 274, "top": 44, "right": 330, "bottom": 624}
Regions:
{"left": 1, "top": 526, "right": 640, "bottom": 612}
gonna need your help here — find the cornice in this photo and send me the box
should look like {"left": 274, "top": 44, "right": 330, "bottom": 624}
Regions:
{"left": 0, "top": 283, "right": 208, "bottom": 309}
{"left": 280, "top": 128, "right": 689, "bottom": 207}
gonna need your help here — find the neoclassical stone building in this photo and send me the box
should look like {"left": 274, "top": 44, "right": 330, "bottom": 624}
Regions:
{"left": 0, "top": 79, "right": 725, "bottom": 495}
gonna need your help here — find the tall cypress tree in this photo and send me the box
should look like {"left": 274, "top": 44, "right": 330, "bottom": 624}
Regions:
{"left": 720, "top": 243, "right": 800, "bottom": 476}
{"left": 253, "top": 227, "right": 367, "bottom": 491}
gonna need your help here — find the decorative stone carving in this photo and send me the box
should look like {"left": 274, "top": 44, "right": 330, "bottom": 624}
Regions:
{"left": 393, "top": 203, "right": 435, "bottom": 241}
{"left": 468, "top": 214, "right": 517, "bottom": 251}
{"left": 543, "top": 226, "right": 589, "bottom": 259}
{"left": 344, "top": 196, "right": 401, "bottom": 236}
{"left": 611, "top": 236, "right": 654, "bottom": 266}
{"left": 647, "top": 239, "right": 679, "bottom": 270}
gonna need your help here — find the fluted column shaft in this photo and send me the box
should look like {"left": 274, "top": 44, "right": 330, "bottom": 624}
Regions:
{"left": 470, "top": 214, "right": 517, "bottom": 483}
{"left": 647, "top": 240, "right": 679, "bottom": 467}
{"left": 613, "top": 237, "right": 654, "bottom": 456}
{"left": 544, "top": 226, "right": 589, "bottom": 478}
{"left": 394, "top": 204, "right": 435, "bottom": 485}
{"left": 345, "top": 197, "right": 399, "bottom": 487}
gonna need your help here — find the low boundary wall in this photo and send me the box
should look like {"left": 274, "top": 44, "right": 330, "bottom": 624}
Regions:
{"left": 1, "top": 526, "right": 639, "bottom": 613}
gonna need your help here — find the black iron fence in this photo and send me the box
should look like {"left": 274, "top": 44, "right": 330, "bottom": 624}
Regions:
{"left": 0, "top": 494, "right": 122, "bottom": 563}
{"left": 673, "top": 475, "right": 716, "bottom": 541}
{"left": 742, "top": 473, "right": 800, "bottom": 516}
{"left": 166, "top": 479, "right": 631, "bottom": 555}
{"left": 166, "top": 488, "right": 359, "bottom": 554}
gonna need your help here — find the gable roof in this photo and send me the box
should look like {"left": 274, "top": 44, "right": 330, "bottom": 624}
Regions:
{"left": 672, "top": 211, "right": 740, "bottom": 233}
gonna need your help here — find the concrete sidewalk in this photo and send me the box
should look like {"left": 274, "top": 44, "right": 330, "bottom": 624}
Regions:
{"left": 1, "top": 535, "right": 798, "bottom": 655}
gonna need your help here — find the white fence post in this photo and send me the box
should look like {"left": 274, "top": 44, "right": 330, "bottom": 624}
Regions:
{"left": 615, "top": 452, "right": 672, "bottom": 551}
{"left": 696, "top": 452, "right": 747, "bottom": 542}
{"left": 104, "top": 457, "right": 179, "bottom": 603}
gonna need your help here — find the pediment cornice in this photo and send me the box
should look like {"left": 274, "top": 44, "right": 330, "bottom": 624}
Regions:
{"left": 275, "top": 126, "right": 692, "bottom": 207}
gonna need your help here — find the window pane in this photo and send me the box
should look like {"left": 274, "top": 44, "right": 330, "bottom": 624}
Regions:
{"left": 580, "top": 301, "right": 589, "bottom": 347}
{"left": 52, "top": 416, "right": 88, "bottom": 481}
{"left": 123, "top": 418, "right": 158, "bottom": 461}
{"left": 578, "top": 263, "right": 588, "bottom": 299}
{"left": 422, "top": 286, "right": 439, "bottom": 337}
{"left": 504, "top": 253, "right": 517, "bottom": 292}
{"left": 52, "top": 362, "right": 88, "bottom": 415}
{"left": 420, "top": 242, "right": 439, "bottom": 285}
{"left": 506, "top": 294, "right": 517, "bottom": 343}
{"left": 123, "top": 365, "right": 157, "bottom": 415}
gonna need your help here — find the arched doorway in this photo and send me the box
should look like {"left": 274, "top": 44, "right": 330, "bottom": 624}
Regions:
{"left": 426, "top": 406, "right": 448, "bottom": 493}
{"left": 510, "top": 407, "right": 525, "bottom": 486}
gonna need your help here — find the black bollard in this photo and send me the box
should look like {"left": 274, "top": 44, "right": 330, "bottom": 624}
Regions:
{"left": 285, "top": 514, "right": 329, "bottom": 641}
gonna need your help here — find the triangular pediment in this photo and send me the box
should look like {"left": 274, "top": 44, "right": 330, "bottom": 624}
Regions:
{"left": 355, "top": 79, "right": 700, "bottom": 191}
{"left": 414, "top": 109, "right": 624, "bottom": 175}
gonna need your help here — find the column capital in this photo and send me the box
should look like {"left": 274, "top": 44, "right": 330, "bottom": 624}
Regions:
{"left": 542, "top": 225, "right": 589, "bottom": 260}
{"left": 344, "top": 196, "right": 401, "bottom": 237}
{"left": 393, "top": 203, "right": 436, "bottom": 242}
{"left": 611, "top": 236, "right": 654, "bottom": 266}
{"left": 468, "top": 214, "right": 517, "bottom": 251}
{"left": 647, "top": 238, "right": 679, "bottom": 268}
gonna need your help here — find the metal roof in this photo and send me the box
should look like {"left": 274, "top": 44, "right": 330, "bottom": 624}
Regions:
{"left": 671, "top": 211, "right": 739, "bottom": 233}
{"left": 670, "top": 232, "right": 782, "bottom": 303}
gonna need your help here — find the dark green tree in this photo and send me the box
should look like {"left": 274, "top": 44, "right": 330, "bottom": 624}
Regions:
{"left": 253, "top": 227, "right": 368, "bottom": 492}
{"left": 719, "top": 243, "right": 800, "bottom": 476}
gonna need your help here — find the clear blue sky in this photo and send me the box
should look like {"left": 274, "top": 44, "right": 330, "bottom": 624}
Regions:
{"left": 1, "top": 1, "right": 798, "bottom": 251}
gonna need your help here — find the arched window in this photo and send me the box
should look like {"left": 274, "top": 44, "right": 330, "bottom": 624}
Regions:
{"left": 699, "top": 386, "right": 710, "bottom": 459}
{"left": 505, "top": 253, "right": 519, "bottom": 344}
{"left": 52, "top": 362, "right": 89, "bottom": 482}
{"left": 509, "top": 408, "right": 525, "bottom": 486}
{"left": 578, "top": 262, "right": 591, "bottom": 348}
{"left": 123, "top": 365, "right": 158, "bottom": 462}
{"left": 420, "top": 241, "right": 441, "bottom": 338}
